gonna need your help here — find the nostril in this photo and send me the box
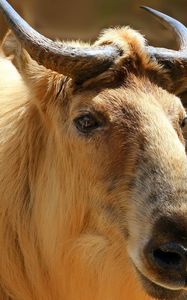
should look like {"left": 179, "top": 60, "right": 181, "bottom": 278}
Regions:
{"left": 149, "top": 242, "right": 187, "bottom": 272}
{"left": 153, "top": 248, "right": 183, "bottom": 269}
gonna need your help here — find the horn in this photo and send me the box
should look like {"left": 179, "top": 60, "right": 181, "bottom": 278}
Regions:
{"left": 0, "top": 0, "right": 120, "bottom": 82}
{"left": 141, "top": 6, "right": 187, "bottom": 94}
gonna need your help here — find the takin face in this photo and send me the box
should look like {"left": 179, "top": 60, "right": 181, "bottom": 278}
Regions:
{"left": 0, "top": 1, "right": 187, "bottom": 300}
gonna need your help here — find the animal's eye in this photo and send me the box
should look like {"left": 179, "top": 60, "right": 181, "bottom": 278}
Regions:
{"left": 181, "top": 117, "right": 187, "bottom": 128}
{"left": 74, "top": 113, "right": 100, "bottom": 134}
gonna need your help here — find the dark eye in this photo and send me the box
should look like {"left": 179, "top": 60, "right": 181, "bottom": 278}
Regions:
{"left": 74, "top": 113, "right": 100, "bottom": 134}
{"left": 181, "top": 117, "right": 187, "bottom": 128}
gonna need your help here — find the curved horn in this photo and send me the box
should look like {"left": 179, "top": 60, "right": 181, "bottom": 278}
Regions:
{"left": 0, "top": 0, "right": 120, "bottom": 82}
{"left": 141, "top": 6, "right": 187, "bottom": 94}
{"left": 142, "top": 6, "right": 187, "bottom": 51}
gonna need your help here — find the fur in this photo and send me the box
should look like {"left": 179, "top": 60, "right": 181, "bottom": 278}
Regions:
{"left": 0, "top": 27, "right": 186, "bottom": 300}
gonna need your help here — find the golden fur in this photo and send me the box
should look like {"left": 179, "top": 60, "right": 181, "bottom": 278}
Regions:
{"left": 0, "top": 27, "right": 186, "bottom": 300}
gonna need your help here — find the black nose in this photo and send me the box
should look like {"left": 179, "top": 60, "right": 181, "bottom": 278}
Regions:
{"left": 144, "top": 216, "right": 187, "bottom": 288}
{"left": 148, "top": 242, "right": 187, "bottom": 272}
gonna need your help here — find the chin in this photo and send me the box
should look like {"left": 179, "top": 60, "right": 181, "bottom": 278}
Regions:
{"left": 135, "top": 268, "right": 187, "bottom": 300}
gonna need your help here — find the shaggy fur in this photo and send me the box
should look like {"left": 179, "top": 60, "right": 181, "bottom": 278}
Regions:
{"left": 0, "top": 26, "right": 187, "bottom": 300}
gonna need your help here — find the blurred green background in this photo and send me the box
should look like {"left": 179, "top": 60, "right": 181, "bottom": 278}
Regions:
{"left": 0, "top": 0, "right": 187, "bottom": 50}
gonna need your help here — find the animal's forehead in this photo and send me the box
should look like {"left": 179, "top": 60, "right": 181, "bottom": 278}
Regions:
{"left": 71, "top": 79, "right": 185, "bottom": 121}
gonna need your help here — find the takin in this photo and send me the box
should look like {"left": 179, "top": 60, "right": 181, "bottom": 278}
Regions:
{"left": 0, "top": 0, "right": 187, "bottom": 299}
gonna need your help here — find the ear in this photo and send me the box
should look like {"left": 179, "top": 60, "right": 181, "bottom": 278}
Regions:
{"left": 1, "top": 30, "right": 47, "bottom": 93}
{"left": 1, "top": 30, "right": 65, "bottom": 110}
{"left": 1, "top": 30, "right": 37, "bottom": 79}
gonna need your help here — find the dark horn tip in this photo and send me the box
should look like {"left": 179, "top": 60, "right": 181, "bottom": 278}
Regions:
{"left": 140, "top": 5, "right": 149, "bottom": 10}
{"left": 140, "top": 6, "right": 159, "bottom": 15}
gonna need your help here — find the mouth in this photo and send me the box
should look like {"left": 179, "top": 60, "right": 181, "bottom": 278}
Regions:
{"left": 135, "top": 267, "right": 187, "bottom": 300}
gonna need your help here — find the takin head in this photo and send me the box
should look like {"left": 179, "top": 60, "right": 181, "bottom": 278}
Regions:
{"left": 0, "top": 1, "right": 187, "bottom": 300}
